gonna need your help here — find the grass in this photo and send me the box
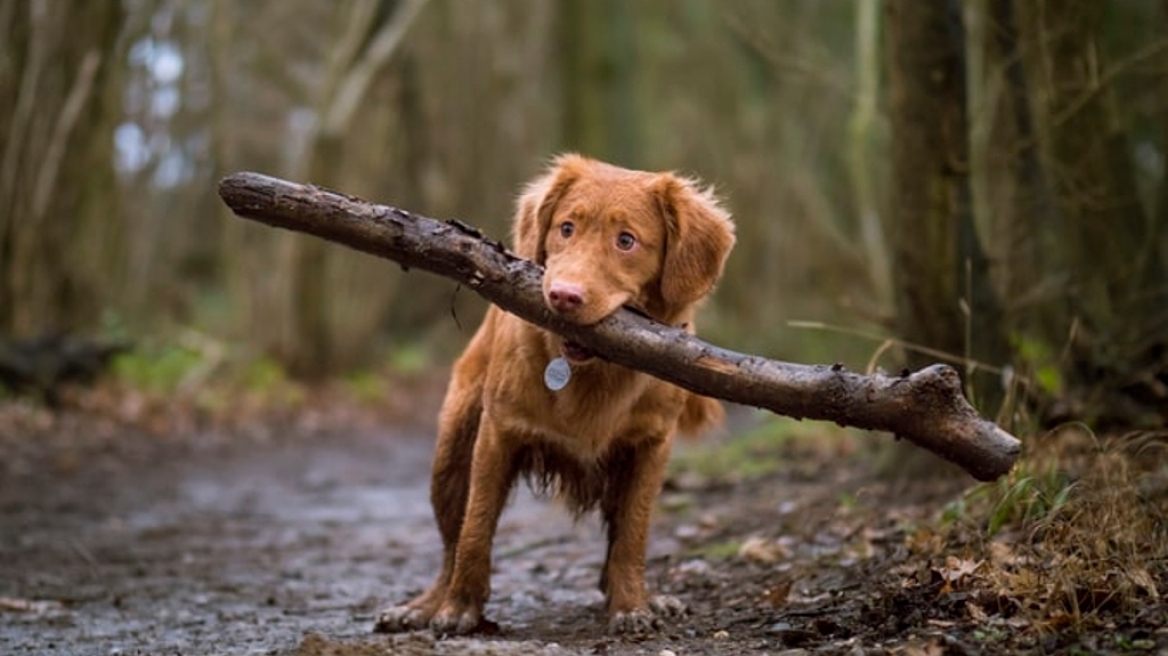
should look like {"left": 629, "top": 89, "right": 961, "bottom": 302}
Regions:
{"left": 111, "top": 343, "right": 209, "bottom": 393}
{"left": 670, "top": 415, "right": 865, "bottom": 482}
{"left": 943, "top": 458, "right": 1075, "bottom": 537}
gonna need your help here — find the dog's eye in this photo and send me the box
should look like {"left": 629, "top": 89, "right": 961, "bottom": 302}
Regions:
{"left": 559, "top": 222, "right": 575, "bottom": 239}
{"left": 616, "top": 232, "right": 637, "bottom": 251}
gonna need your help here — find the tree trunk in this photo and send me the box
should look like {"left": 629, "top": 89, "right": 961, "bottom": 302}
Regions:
{"left": 975, "top": 0, "right": 1059, "bottom": 324}
{"left": 883, "top": 0, "right": 1009, "bottom": 412}
{"left": 559, "top": 0, "right": 639, "bottom": 166}
{"left": 1017, "top": 0, "right": 1160, "bottom": 327}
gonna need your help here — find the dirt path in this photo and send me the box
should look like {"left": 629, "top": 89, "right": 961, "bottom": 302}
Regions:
{"left": 0, "top": 403, "right": 896, "bottom": 656}
{"left": 0, "top": 412, "right": 801, "bottom": 655}
{"left": 1, "top": 424, "right": 661, "bottom": 655}
{"left": 5, "top": 411, "right": 1145, "bottom": 655}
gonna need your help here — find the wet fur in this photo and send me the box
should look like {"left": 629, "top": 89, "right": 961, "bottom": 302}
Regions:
{"left": 376, "top": 154, "right": 735, "bottom": 635}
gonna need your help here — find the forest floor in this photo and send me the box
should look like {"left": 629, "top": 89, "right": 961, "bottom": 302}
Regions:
{"left": 1, "top": 376, "right": 1166, "bottom": 656}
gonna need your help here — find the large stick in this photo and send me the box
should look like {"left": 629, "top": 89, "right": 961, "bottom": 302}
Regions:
{"left": 218, "top": 172, "right": 1020, "bottom": 481}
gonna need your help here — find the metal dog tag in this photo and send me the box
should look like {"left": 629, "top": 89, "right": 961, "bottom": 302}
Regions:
{"left": 543, "top": 357, "right": 571, "bottom": 391}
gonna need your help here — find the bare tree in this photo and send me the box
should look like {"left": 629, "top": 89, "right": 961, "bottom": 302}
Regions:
{"left": 208, "top": 0, "right": 432, "bottom": 376}
{"left": 0, "top": 0, "right": 125, "bottom": 336}
{"left": 1017, "top": 0, "right": 1161, "bottom": 324}
{"left": 969, "top": 0, "right": 1058, "bottom": 334}
{"left": 280, "top": 0, "right": 429, "bottom": 377}
{"left": 1012, "top": 0, "right": 1168, "bottom": 425}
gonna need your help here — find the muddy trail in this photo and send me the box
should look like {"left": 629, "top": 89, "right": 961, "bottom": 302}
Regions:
{"left": 1, "top": 404, "right": 1152, "bottom": 655}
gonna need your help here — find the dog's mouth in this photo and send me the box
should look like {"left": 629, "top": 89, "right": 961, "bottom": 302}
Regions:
{"left": 560, "top": 339, "right": 595, "bottom": 363}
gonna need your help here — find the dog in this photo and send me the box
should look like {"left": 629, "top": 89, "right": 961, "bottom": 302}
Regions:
{"left": 375, "top": 154, "right": 735, "bottom": 635}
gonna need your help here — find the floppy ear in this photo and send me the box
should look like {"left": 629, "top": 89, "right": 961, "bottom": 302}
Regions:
{"left": 655, "top": 173, "right": 736, "bottom": 308}
{"left": 512, "top": 154, "right": 588, "bottom": 264}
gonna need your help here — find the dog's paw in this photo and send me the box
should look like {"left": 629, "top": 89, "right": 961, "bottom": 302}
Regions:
{"left": 429, "top": 599, "right": 486, "bottom": 635}
{"left": 608, "top": 595, "right": 686, "bottom": 634}
{"left": 608, "top": 607, "right": 662, "bottom": 635}
{"left": 649, "top": 594, "right": 687, "bottom": 618}
{"left": 373, "top": 605, "right": 430, "bottom": 634}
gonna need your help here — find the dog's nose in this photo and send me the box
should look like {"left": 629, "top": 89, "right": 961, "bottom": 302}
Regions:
{"left": 547, "top": 281, "right": 584, "bottom": 313}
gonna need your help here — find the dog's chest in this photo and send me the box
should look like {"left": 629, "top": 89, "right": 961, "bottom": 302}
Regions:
{"left": 520, "top": 371, "right": 664, "bottom": 462}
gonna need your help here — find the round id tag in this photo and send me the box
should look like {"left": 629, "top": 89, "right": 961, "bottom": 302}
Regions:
{"left": 543, "top": 357, "right": 571, "bottom": 391}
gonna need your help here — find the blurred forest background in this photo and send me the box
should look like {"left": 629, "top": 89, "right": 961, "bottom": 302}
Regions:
{"left": 2, "top": 0, "right": 1167, "bottom": 430}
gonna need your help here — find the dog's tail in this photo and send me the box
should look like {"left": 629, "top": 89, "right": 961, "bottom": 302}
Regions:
{"left": 677, "top": 393, "right": 724, "bottom": 436}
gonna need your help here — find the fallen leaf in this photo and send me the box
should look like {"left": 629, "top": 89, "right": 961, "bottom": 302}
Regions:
{"left": 738, "top": 536, "right": 787, "bottom": 563}
{"left": 1126, "top": 567, "right": 1160, "bottom": 600}
{"left": 935, "top": 556, "right": 983, "bottom": 585}
{"left": 901, "top": 638, "right": 945, "bottom": 656}
{"left": 988, "top": 540, "right": 1018, "bottom": 566}
{"left": 764, "top": 579, "right": 793, "bottom": 609}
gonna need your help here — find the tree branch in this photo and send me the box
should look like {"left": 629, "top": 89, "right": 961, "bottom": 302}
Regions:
{"left": 34, "top": 50, "right": 102, "bottom": 219}
{"left": 218, "top": 172, "right": 1021, "bottom": 481}
{"left": 322, "top": 0, "right": 430, "bottom": 135}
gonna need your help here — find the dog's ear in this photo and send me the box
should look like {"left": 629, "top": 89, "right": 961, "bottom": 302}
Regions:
{"left": 513, "top": 154, "right": 588, "bottom": 264}
{"left": 655, "top": 173, "right": 736, "bottom": 308}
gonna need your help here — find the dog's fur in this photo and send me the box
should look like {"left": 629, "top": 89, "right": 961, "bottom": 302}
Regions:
{"left": 375, "top": 154, "right": 735, "bottom": 635}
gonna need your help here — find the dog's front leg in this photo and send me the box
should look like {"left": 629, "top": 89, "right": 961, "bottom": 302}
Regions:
{"left": 600, "top": 437, "right": 681, "bottom": 634}
{"left": 430, "top": 416, "right": 517, "bottom": 634}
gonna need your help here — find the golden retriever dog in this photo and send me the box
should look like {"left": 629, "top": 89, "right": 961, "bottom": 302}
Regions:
{"left": 375, "top": 154, "right": 735, "bottom": 635}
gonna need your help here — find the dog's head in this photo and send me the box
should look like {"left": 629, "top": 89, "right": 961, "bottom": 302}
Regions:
{"left": 514, "top": 155, "right": 735, "bottom": 348}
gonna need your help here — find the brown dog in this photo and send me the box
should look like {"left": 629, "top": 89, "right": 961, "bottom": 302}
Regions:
{"left": 375, "top": 154, "right": 735, "bottom": 635}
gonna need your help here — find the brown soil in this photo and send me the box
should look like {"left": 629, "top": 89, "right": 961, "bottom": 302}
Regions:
{"left": 0, "top": 401, "right": 1162, "bottom": 655}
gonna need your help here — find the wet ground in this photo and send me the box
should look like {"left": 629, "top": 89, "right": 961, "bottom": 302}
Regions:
{"left": 2, "top": 400, "right": 1160, "bottom": 655}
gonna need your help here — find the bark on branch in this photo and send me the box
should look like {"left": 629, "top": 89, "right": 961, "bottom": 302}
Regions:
{"left": 218, "top": 172, "right": 1021, "bottom": 481}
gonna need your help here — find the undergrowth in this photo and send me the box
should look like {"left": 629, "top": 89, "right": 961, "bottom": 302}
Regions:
{"left": 938, "top": 425, "right": 1168, "bottom": 632}
{"left": 1, "top": 330, "right": 446, "bottom": 436}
